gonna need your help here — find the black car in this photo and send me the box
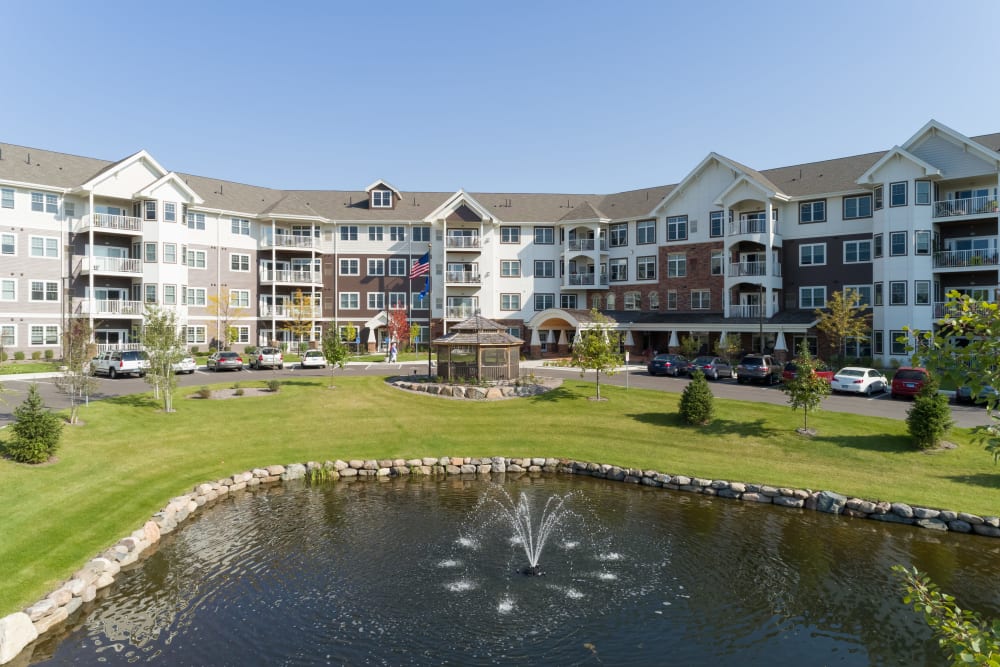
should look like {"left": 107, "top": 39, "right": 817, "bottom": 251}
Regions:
{"left": 647, "top": 354, "right": 688, "bottom": 377}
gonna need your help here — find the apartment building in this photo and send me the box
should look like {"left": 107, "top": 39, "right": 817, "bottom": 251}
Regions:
{"left": 0, "top": 119, "right": 997, "bottom": 366}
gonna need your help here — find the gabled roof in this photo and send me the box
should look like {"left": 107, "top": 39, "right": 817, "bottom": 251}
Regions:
{"left": 364, "top": 179, "right": 402, "bottom": 198}
{"left": 78, "top": 149, "right": 169, "bottom": 191}
{"left": 904, "top": 119, "right": 1000, "bottom": 166}
{"left": 558, "top": 200, "right": 607, "bottom": 222}
{"left": 135, "top": 172, "right": 204, "bottom": 204}
{"left": 425, "top": 189, "right": 495, "bottom": 224}
{"left": 856, "top": 145, "right": 941, "bottom": 185}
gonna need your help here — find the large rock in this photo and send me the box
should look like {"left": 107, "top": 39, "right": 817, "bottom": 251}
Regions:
{"left": 0, "top": 613, "right": 38, "bottom": 665}
{"left": 816, "top": 490, "right": 847, "bottom": 515}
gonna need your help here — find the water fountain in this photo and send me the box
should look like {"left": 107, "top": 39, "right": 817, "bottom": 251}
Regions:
{"left": 476, "top": 485, "right": 575, "bottom": 575}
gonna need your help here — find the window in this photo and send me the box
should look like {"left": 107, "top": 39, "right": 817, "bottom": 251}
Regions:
{"left": 30, "top": 325, "right": 59, "bottom": 346}
{"left": 799, "top": 243, "right": 826, "bottom": 266}
{"left": 186, "top": 212, "right": 206, "bottom": 230}
{"left": 163, "top": 284, "right": 177, "bottom": 305}
{"left": 874, "top": 185, "right": 884, "bottom": 210}
{"left": 606, "top": 293, "right": 615, "bottom": 309}
{"left": 187, "top": 326, "right": 207, "bottom": 344}
{"left": 914, "top": 230, "right": 931, "bottom": 255}
{"left": 389, "top": 292, "right": 406, "bottom": 310}
{"left": 648, "top": 291, "right": 659, "bottom": 310}
{"left": 638, "top": 255, "right": 658, "bottom": 280}
{"left": 534, "top": 293, "right": 555, "bottom": 310}
{"left": 666, "top": 290, "right": 678, "bottom": 310}
{"left": 31, "top": 192, "right": 43, "bottom": 212}
{"left": 144, "top": 201, "right": 157, "bottom": 221}
{"left": 889, "top": 231, "right": 907, "bottom": 256}
{"left": 144, "top": 242, "right": 157, "bottom": 263}
{"left": 609, "top": 258, "right": 628, "bottom": 282}
{"left": 890, "top": 181, "right": 907, "bottom": 207}
{"left": 666, "top": 215, "right": 688, "bottom": 241}
{"left": 230, "top": 254, "right": 250, "bottom": 271}
{"left": 164, "top": 202, "right": 176, "bottom": 222}
{"left": 874, "top": 331, "right": 884, "bottom": 355}
{"left": 843, "top": 195, "right": 873, "bottom": 219}
{"left": 340, "top": 226, "right": 358, "bottom": 241}
{"left": 1, "top": 188, "right": 14, "bottom": 209}
{"left": 610, "top": 222, "right": 628, "bottom": 247}
{"left": 636, "top": 219, "right": 655, "bottom": 244}
{"left": 799, "top": 286, "right": 826, "bottom": 309}
{"left": 371, "top": 190, "right": 392, "bottom": 208}
{"left": 234, "top": 326, "right": 250, "bottom": 344}
{"left": 844, "top": 240, "right": 872, "bottom": 263}
{"left": 390, "top": 226, "right": 405, "bottom": 241}
{"left": 915, "top": 181, "right": 931, "bottom": 206}
{"left": 500, "top": 260, "right": 521, "bottom": 277}
{"left": 915, "top": 280, "right": 930, "bottom": 305}
{"left": 368, "top": 226, "right": 384, "bottom": 241}
{"left": 145, "top": 284, "right": 157, "bottom": 304}
{"left": 665, "top": 254, "right": 685, "bottom": 278}
{"left": 889, "top": 281, "right": 907, "bottom": 305}
{"left": 187, "top": 250, "right": 206, "bottom": 268}
{"left": 0, "top": 325, "right": 14, "bottom": 347}
{"left": 367, "top": 293, "right": 384, "bottom": 310}
{"left": 873, "top": 282, "right": 883, "bottom": 306}
{"left": 411, "top": 292, "right": 428, "bottom": 310}
{"left": 413, "top": 226, "right": 430, "bottom": 242}
{"left": 873, "top": 234, "right": 883, "bottom": 258}
{"left": 890, "top": 330, "right": 907, "bottom": 355}
{"left": 844, "top": 335, "right": 872, "bottom": 359}
{"left": 709, "top": 211, "right": 727, "bottom": 237}
{"left": 533, "top": 226, "right": 554, "bottom": 245}
{"left": 30, "top": 280, "right": 59, "bottom": 302}
{"left": 844, "top": 285, "right": 873, "bottom": 306}
{"left": 534, "top": 260, "right": 554, "bottom": 278}
{"left": 560, "top": 294, "right": 577, "bottom": 309}
{"left": 163, "top": 243, "right": 177, "bottom": 264}
{"left": 711, "top": 250, "right": 724, "bottom": 276}
{"left": 500, "top": 226, "right": 521, "bottom": 244}
{"left": 691, "top": 289, "right": 711, "bottom": 310}
{"left": 45, "top": 194, "right": 58, "bottom": 213}
{"left": 64, "top": 202, "right": 75, "bottom": 217}
{"left": 624, "top": 291, "right": 642, "bottom": 311}
{"left": 501, "top": 293, "right": 521, "bottom": 311}
{"left": 1, "top": 279, "right": 15, "bottom": 301}
{"left": 367, "top": 258, "right": 385, "bottom": 276}
{"left": 1, "top": 233, "right": 14, "bottom": 255}
{"left": 799, "top": 200, "right": 826, "bottom": 223}
{"left": 30, "top": 236, "right": 59, "bottom": 258}
{"left": 231, "top": 218, "right": 251, "bottom": 236}
{"left": 340, "top": 258, "right": 360, "bottom": 275}
{"left": 340, "top": 292, "right": 360, "bottom": 309}
{"left": 388, "top": 258, "right": 407, "bottom": 276}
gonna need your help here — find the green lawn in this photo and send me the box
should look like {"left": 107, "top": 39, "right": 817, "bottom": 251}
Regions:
{"left": 0, "top": 361, "right": 62, "bottom": 375}
{"left": 1, "top": 376, "right": 998, "bottom": 617}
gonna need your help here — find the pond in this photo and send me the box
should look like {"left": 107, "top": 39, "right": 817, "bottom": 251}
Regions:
{"left": 28, "top": 474, "right": 1000, "bottom": 665}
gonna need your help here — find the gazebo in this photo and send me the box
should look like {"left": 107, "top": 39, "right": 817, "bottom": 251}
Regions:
{"left": 433, "top": 315, "right": 524, "bottom": 382}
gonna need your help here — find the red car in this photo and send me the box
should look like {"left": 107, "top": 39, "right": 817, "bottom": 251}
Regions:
{"left": 781, "top": 360, "right": 834, "bottom": 383}
{"left": 890, "top": 367, "right": 929, "bottom": 399}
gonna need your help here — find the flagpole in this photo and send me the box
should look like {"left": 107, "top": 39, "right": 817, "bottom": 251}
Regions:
{"left": 426, "top": 242, "right": 432, "bottom": 378}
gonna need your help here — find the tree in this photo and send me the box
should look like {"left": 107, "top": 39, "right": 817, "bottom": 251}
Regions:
{"left": 409, "top": 323, "right": 422, "bottom": 353}
{"left": 284, "top": 288, "right": 316, "bottom": 353}
{"left": 571, "top": 310, "right": 622, "bottom": 401}
{"left": 322, "top": 324, "right": 350, "bottom": 387}
{"left": 206, "top": 292, "right": 249, "bottom": 351}
{"left": 679, "top": 370, "right": 714, "bottom": 425}
{"left": 906, "top": 376, "right": 953, "bottom": 450}
{"left": 679, "top": 335, "right": 700, "bottom": 360}
{"left": 343, "top": 323, "right": 358, "bottom": 354}
{"left": 140, "top": 306, "right": 186, "bottom": 413}
{"left": 54, "top": 317, "right": 98, "bottom": 425}
{"left": 4, "top": 384, "right": 62, "bottom": 463}
{"left": 780, "top": 340, "right": 831, "bottom": 434}
{"left": 713, "top": 336, "right": 740, "bottom": 364}
{"left": 387, "top": 310, "right": 409, "bottom": 350}
{"left": 815, "top": 288, "right": 870, "bottom": 365}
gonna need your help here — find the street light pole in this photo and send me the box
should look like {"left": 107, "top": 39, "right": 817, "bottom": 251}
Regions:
{"left": 759, "top": 283, "right": 765, "bottom": 354}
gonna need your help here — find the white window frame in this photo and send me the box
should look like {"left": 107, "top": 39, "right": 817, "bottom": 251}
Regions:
{"left": 186, "top": 212, "right": 206, "bottom": 230}
{"left": 367, "top": 258, "right": 385, "bottom": 276}
{"left": 388, "top": 258, "right": 407, "bottom": 276}
{"left": 609, "top": 257, "right": 628, "bottom": 282}
{"left": 411, "top": 292, "right": 428, "bottom": 309}
{"left": 371, "top": 190, "right": 392, "bottom": 208}
{"left": 145, "top": 284, "right": 157, "bottom": 304}
{"left": 164, "top": 202, "right": 176, "bottom": 222}
{"left": 1, "top": 188, "right": 13, "bottom": 209}
{"left": 915, "top": 230, "right": 932, "bottom": 255}
{"left": 638, "top": 255, "right": 658, "bottom": 280}
{"left": 164, "top": 243, "right": 177, "bottom": 264}
{"left": 340, "top": 258, "right": 360, "bottom": 275}
{"left": 413, "top": 226, "right": 430, "bottom": 242}
{"left": 29, "top": 235, "right": 59, "bottom": 259}
{"left": 340, "top": 292, "right": 360, "bottom": 309}
{"left": 30, "top": 324, "right": 59, "bottom": 346}
{"left": 799, "top": 286, "right": 826, "bottom": 309}
{"left": 710, "top": 250, "right": 724, "bottom": 276}
{"left": 500, "top": 260, "right": 521, "bottom": 277}
{"left": 0, "top": 324, "right": 15, "bottom": 347}
{"left": 189, "top": 288, "right": 207, "bottom": 306}
{"left": 800, "top": 243, "right": 826, "bottom": 266}
{"left": 231, "top": 218, "right": 251, "bottom": 236}
{"left": 666, "top": 254, "right": 685, "bottom": 278}
{"left": 187, "top": 326, "right": 207, "bottom": 344}
{"left": 234, "top": 326, "right": 250, "bottom": 344}
{"left": 624, "top": 291, "right": 641, "bottom": 311}
{"left": 230, "top": 289, "right": 251, "bottom": 309}
{"left": 368, "top": 226, "right": 384, "bottom": 241}
{"left": 144, "top": 201, "right": 157, "bottom": 221}
{"left": 187, "top": 249, "right": 207, "bottom": 269}
{"left": 0, "top": 278, "right": 16, "bottom": 302}
{"left": 144, "top": 242, "right": 157, "bottom": 263}
{"left": 844, "top": 284, "right": 872, "bottom": 307}
{"left": 389, "top": 292, "right": 406, "bottom": 310}
{"left": 0, "top": 232, "right": 15, "bottom": 256}
{"left": 163, "top": 284, "right": 177, "bottom": 305}
{"left": 367, "top": 292, "right": 385, "bottom": 310}
{"left": 390, "top": 226, "right": 405, "bottom": 241}
{"left": 340, "top": 226, "right": 358, "bottom": 241}
{"left": 691, "top": 289, "right": 711, "bottom": 310}
{"left": 29, "top": 280, "right": 59, "bottom": 302}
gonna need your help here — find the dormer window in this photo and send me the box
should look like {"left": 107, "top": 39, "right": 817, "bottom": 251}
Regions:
{"left": 372, "top": 190, "right": 393, "bottom": 208}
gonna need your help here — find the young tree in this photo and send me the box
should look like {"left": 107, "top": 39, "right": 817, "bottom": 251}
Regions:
{"left": 409, "top": 323, "right": 422, "bottom": 353}
{"left": 206, "top": 292, "right": 249, "bottom": 351}
{"left": 571, "top": 310, "right": 622, "bottom": 401}
{"left": 54, "top": 317, "right": 98, "bottom": 424}
{"left": 780, "top": 340, "right": 831, "bottom": 434}
{"left": 679, "top": 370, "right": 714, "bottom": 425}
{"left": 284, "top": 288, "right": 316, "bottom": 353}
{"left": 906, "top": 376, "right": 953, "bottom": 450}
{"left": 815, "top": 288, "right": 870, "bottom": 365}
{"left": 140, "top": 306, "right": 186, "bottom": 413}
{"left": 713, "top": 336, "right": 740, "bottom": 364}
{"left": 322, "top": 324, "right": 351, "bottom": 387}
{"left": 679, "top": 335, "right": 700, "bottom": 360}
{"left": 343, "top": 323, "right": 358, "bottom": 355}
{"left": 4, "top": 384, "right": 62, "bottom": 463}
{"left": 387, "top": 310, "right": 409, "bottom": 351}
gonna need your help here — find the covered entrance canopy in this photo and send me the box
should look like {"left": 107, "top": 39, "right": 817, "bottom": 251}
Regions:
{"left": 433, "top": 315, "right": 524, "bottom": 382}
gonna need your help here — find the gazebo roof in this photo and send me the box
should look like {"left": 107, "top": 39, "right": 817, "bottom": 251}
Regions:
{"left": 434, "top": 315, "right": 524, "bottom": 346}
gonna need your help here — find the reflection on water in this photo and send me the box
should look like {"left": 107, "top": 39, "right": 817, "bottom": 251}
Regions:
{"left": 28, "top": 475, "right": 1000, "bottom": 666}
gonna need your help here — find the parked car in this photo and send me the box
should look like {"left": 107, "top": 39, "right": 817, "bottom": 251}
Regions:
{"left": 647, "top": 354, "right": 689, "bottom": 377}
{"left": 91, "top": 350, "right": 150, "bottom": 379}
{"left": 735, "top": 355, "right": 781, "bottom": 385}
{"left": 300, "top": 349, "right": 328, "bottom": 369}
{"left": 831, "top": 367, "right": 888, "bottom": 396}
{"left": 206, "top": 351, "right": 244, "bottom": 372}
{"left": 955, "top": 384, "right": 998, "bottom": 405}
{"left": 687, "top": 356, "right": 734, "bottom": 381}
{"left": 781, "top": 360, "right": 835, "bottom": 383}
{"left": 890, "top": 367, "right": 929, "bottom": 399}
{"left": 249, "top": 346, "right": 283, "bottom": 370}
{"left": 172, "top": 356, "right": 198, "bottom": 374}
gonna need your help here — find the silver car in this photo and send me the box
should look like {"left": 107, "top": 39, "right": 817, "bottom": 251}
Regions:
{"left": 206, "top": 351, "right": 244, "bottom": 372}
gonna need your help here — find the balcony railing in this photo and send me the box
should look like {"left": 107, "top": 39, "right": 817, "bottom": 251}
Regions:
{"left": 77, "top": 213, "right": 144, "bottom": 234}
{"left": 259, "top": 269, "right": 321, "bottom": 284}
{"left": 933, "top": 249, "right": 999, "bottom": 268}
{"left": 445, "top": 235, "right": 481, "bottom": 249}
{"left": 566, "top": 273, "right": 609, "bottom": 286}
{"left": 78, "top": 256, "right": 142, "bottom": 274}
{"left": 76, "top": 299, "right": 144, "bottom": 316}
{"left": 445, "top": 305, "right": 478, "bottom": 319}
{"left": 260, "top": 305, "right": 322, "bottom": 318}
{"left": 730, "top": 304, "right": 763, "bottom": 319}
{"left": 445, "top": 270, "right": 481, "bottom": 283}
{"left": 729, "top": 261, "right": 765, "bottom": 277}
{"left": 567, "top": 239, "right": 608, "bottom": 252}
{"left": 934, "top": 196, "right": 999, "bottom": 218}
{"left": 934, "top": 300, "right": 997, "bottom": 318}
{"left": 262, "top": 234, "right": 319, "bottom": 250}
{"left": 95, "top": 342, "right": 143, "bottom": 354}
{"left": 729, "top": 218, "right": 769, "bottom": 236}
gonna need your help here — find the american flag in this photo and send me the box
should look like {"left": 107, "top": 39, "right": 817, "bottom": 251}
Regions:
{"left": 409, "top": 252, "right": 430, "bottom": 279}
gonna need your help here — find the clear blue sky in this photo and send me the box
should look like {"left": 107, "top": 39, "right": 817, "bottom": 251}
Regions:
{"left": 4, "top": 0, "right": 999, "bottom": 195}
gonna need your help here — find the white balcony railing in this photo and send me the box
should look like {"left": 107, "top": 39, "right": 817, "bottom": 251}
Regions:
{"left": 729, "top": 262, "right": 765, "bottom": 277}
{"left": 259, "top": 269, "right": 321, "bottom": 284}
{"left": 567, "top": 239, "right": 608, "bottom": 252}
{"left": 79, "top": 256, "right": 142, "bottom": 274}
{"left": 566, "top": 273, "right": 609, "bottom": 286}
{"left": 934, "top": 300, "right": 996, "bottom": 318}
{"left": 260, "top": 305, "right": 322, "bottom": 318}
{"left": 445, "top": 235, "right": 481, "bottom": 249}
{"left": 76, "top": 299, "right": 144, "bottom": 316}
{"left": 263, "top": 235, "right": 319, "bottom": 250}
{"left": 95, "top": 342, "right": 143, "bottom": 354}
{"left": 934, "top": 196, "right": 999, "bottom": 218}
{"left": 446, "top": 305, "right": 478, "bottom": 319}
{"left": 77, "top": 213, "right": 144, "bottom": 234}
{"left": 729, "top": 218, "right": 769, "bottom": 236}
{"left": 731, "top": 304, "right": 763, "bottom": 319}
{"left": 445, "top": 270, "right": 481, "bottom": 284}
{"left": 933, "top": 248, "right": 1000, "bottom": 268}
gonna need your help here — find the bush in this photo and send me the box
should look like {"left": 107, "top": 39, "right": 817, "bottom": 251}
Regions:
{"left": 266, "top": 379, "right": 281, "bottom": 392}
{"left": 31, "top": 351, "right": 41, "bottom": 360}
{"left": 3, "top": 385, "right": 63, "bottom": 464}
{"left": 0, "top": 351, "right": 7, "bottom": 361}
{"left": 44, "top": 349, "right": 54, "bottom": 360}
{"left": 14, "top": 351, "right": 25, "bottom": 361}
{"left": 234, "top": 388, "right": 244, "bottom": 396}
{"left": 907, "top": 377, "right": 953, "bottom": 450}
{"left": 197, "top": 386, "right": 212, "bottom": 399}
{"left": 679, "top": 370, "right": 715, "bottom": 425}
{"left": 190, "top": 346, "right": 199, "bottom": 355}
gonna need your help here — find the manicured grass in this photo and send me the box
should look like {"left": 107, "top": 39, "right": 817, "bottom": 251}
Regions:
{"left": 1, "top": 376, "right": 998, "bottom": 618}
{"left": 0, "top": 361, "right": 62, "bottom": 375}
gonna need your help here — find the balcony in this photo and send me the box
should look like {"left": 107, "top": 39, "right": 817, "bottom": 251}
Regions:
{"left": 445, "top": 270, "right": 481, "bottom": 284}
{"left": 258, "top": 269, "right": 322, "bottom": 285}
{"left": 445, "top": 235, "right": 481, "bottom": 249}
{"left": 567, "top": 239, "right": 607, "bottom": 252}
{"left": 934, "top": 196, "right": 999, "bottom": 219}
{"left": 727, "top": 262, "right": 782, "bottom": 277}
{"left": 77, "top": 256, "right": 142, "bottom": 275}
{"left": 95, "top": 342, "right": 143, "bottom": 353}
{"left": 74, "top": 299, "right": 144, "bottom": 317}
{"left": 76, "top": 213, "right": 144, "bottom": 235}
{"left": 262, "top": 234, "right": 319, "bottom": 251}
{"left": 565, "top": 272, "right": 609, "bottom": 286}
{"left": 933, "top": 248, "right": 999, "bottom": 269}
{"left": 729, "top": 218, "right": 769, "bottom": 236}
{"left": 445, "top": 305, "right": 478, "bottom": 319}
{"left": 261, "top": 305, "right": 322, "bottom": 319}
{"left": 934, "top": 300, "right": 996, "bottom": 318}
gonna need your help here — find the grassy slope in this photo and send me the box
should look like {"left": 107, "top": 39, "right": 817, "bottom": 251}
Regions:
{"left": 1, "top": 376, "right": 997, "bottom": 616}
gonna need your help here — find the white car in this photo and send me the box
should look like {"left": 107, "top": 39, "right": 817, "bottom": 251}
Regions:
{"left": 172, "top": 356, "right": 198, "bottom": 374}
{"left": 300, "top": 350, "right": 327, "bottom": 369}
{"left": 831, "top": 367, "right": 888, "bottom": 396}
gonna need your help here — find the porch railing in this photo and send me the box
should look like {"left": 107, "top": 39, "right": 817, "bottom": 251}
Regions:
{"left": 76, "top": 299, "right": 144, "bottom": 316}
{"left": 445, "top": 270, "right": 481, "bottom": 283}
{"left": 445, "top": 235, "right": 481, "bottom": 249}
{"left": 934, "top": 196, "right": 999, "bottom": 218}
{"left": 79, "top": 256, "right": 142, "bottom": 274}
{"left": 77, "top": 213, "right": 143, "bottom": 233}
{"left": 933, "top": 249, "right": 999, "bottom": 268}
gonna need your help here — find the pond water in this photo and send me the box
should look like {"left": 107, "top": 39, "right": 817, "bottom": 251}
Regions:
{"left": 28, "top": 474, "right": 1000, "bottom": 666}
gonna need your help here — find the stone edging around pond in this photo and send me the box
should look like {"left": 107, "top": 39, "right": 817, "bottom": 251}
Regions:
{"left": 391, "top": 378, "right": 557, "bottom": 399}
{"left": 2, "top": 455, "right": 998, "bottom": 664}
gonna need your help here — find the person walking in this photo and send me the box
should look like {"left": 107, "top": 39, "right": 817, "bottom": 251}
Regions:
{"left": 389, "top": 341, "right": 398, "bottom": 363}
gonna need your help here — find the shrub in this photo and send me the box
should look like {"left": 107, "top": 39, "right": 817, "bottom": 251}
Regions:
{"left": 3, "top": 384, "right": 63, "bottom": 464}
{"left": 14, "top": 352, "right": 25, "bottom": 361}
{"left": 234, "top": 388, "right": 244, "bottom": 396}
{"left": 0, "top": 351, "right": 7, "bottom": 361}
{"left": 44, "top": 349, "right": 54, "bottom": 360}
{"left": 907, "top": 377, "right": 953, "bottom": 450}
{"left": 190, "top": 346, "right": 199, "bottom": 355}
{"left": 197, "top": 386, "right": 212, "bottom": 399}
{"left": 31, "top": 351, "right": 41, "bottom": 360}
{"left": 267, "top": 379, "right": 281, "bottom": 392}
{"left": 679, "top": 370, "right": 715, "bottom": 425}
